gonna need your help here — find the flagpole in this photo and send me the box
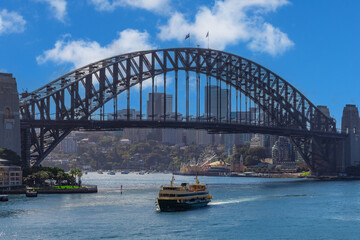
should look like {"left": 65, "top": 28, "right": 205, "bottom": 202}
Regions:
{"left": 208, "top": 33, "right": 209, "bottom": 49}
{"left": 206, "top": 31, "right": 210, "bottom": 49}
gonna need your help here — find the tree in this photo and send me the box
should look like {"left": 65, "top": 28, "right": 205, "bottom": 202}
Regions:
{"left": 69, "top": 169, "right": 77, "bottom": 185}
{"left": 56, "top": 172, "right": 65, "bottom": 186}
{"left": 248, "top": 147, "right": 267, "bottom": 160}
{"left": 244, "top": 155, "right": 260, "bottom": 166}
{"left": 76, "top": 169, "right": 83, "bottom": 186}
{"left": 0, "top": 148, "right": 27, "bottom": 168}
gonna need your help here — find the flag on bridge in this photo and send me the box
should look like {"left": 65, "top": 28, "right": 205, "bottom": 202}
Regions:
{"left": 185, "top": 33, "right": 190, "bottom": 40}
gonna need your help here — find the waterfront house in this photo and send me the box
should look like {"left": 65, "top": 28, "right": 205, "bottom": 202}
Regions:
{"left": 0, "top": 158, "right": 22, "bottom": 189}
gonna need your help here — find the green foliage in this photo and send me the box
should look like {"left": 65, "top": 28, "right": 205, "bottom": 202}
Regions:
{"left": 52, "top": 185, "right": 80, "bottom": 189}
{"left": 300, "top": 171, "right": 310, "bottom": 176}
{"left": 233, "top": 145, "right": 267, "bottom": 167}
{"left": 244, "top": 155, "right": 260, "bottom": 166}
{"left": 0, "top": 148, "right": 27, "bottom": 168}
{"left": 248, "top": 147, "right": 267, "bottom": 160}
{"left": 24, "top": 166, "right": 73, "bottom": 187}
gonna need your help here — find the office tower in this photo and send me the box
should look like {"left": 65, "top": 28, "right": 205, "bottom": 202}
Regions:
{"left": 146, "top": 93, "right": 173, "bottom": 119}
{"left": 205, "top": 85, "right": 228, "bottom": 121}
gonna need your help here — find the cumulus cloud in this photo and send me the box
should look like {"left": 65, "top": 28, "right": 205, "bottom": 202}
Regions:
{"left": 36, "top": 29, "right": 154, "bottom": 68}
{"left": 37, "top": 0, "right": 67, "bottom": 23}
{"left": 0, "top": 9, "right": 26, "bottom": 35}
{"left": 89, "top": 0, "right": 170, "bottom": 14}
{"left": 158, "top": 0, "right": 294, "bottom": 56}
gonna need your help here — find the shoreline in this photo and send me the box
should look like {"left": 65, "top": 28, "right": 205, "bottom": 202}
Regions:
{"left": 174, "top": 172, "right": 360, "bottom": 181}
{"left": 1, "top": 185, "right": 98, "bottom": 195}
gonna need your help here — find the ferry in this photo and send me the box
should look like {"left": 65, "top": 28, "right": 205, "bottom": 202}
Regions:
{"left": 26, "top": 188, "right": 38, "bottom": 198}
{"left": 156, "top": 176, "right": 212, "bottom": 212}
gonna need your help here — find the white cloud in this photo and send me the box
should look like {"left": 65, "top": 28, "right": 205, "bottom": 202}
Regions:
{"left": 0, "top": 9, "right": 26, "bottom": 35}
{"left": 158, "top": 0, "right": 294, "bottom": 56}
{"left": 89, "top": 0, "right": 170, "bottom": 14}
{"left": 248, "top": 23, "right": 293, "bottom": 55}
{"left": 140, "top": 75, "right": 172, "bottom": 91}
{"left": 37, "top": 0, "right": 67, "bottom": 23}
{"left": 37, "top": 29, "right": 154, "bottom": 69}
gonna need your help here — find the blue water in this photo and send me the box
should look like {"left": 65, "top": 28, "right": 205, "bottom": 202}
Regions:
{"left": 1, "top": 173, "right": 360, "bottom": 239}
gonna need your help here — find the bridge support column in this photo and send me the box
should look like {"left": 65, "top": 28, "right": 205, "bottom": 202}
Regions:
{"left": 341, "top": 104, "right": 360, "bottom": 170}
{"left": 0, "top": 73, "right": 21, "bottom": 156}
{"left": 292, "top": 136, "right": 344, "bottom": 176}
{"left": 310, "top": 136, "right": 344, "bottom": 176}
{"left": 20, "top": 127, "right": 30, "bottom": 166}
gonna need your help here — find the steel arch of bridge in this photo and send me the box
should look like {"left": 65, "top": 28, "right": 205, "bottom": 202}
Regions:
{"left": 19, "top": 48, "right": 344, "bottom": 173}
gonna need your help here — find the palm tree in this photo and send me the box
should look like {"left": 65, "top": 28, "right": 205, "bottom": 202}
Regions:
{"left": 56, "top": 172, "right": 65, "bottom": 186}
{"left": 69, "top": 169, "right": 77, "bottom": 185}
{"left": 76, "top": 169, "right": 83, "bottom": 187}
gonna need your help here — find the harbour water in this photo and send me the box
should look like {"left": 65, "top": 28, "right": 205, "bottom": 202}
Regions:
{"left": 1, "top": 173, "right": 360, "bottom": 239}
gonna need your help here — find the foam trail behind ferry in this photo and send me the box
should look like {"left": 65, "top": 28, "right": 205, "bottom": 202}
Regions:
{"left": 209, "top": 196, "right": 261, "bottom": 205}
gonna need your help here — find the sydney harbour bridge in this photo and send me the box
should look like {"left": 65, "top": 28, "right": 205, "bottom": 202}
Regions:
{"left": 18, "top": 48, "right": 347, "bottom": 175}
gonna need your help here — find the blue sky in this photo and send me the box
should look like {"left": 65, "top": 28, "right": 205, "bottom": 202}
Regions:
{"left": 0, "top": 0, "right": 359, "bottom": 126}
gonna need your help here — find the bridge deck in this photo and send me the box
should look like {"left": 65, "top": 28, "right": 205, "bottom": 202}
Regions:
{"left": 21, "top": 119, "right": 346, "bottom": 139}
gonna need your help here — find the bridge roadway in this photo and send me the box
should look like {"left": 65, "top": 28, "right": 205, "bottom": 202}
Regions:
{"left": 21, "top": 119, "right": 346, "bottom": 139}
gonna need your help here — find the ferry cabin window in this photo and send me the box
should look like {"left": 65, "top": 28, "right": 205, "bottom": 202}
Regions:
{"left": 159, "top": 194, "right": 177, "bottom": 197}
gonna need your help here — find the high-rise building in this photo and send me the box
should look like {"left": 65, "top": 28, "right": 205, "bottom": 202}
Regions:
{"left": 196, "top": 130, "right": 212, "bottom": 146}
{"left": 107, "top": 109, "right": 140, "bottom": 120}
{"left": 205, "top": 85, "right": 228, "bottom": 121}
{"left": 123, "top": 128, "right": 149, "bottom": 142}
{"left": 162, "top": 129, "right": 182, "bottom": 145}
{"left": 146, "top": 93, "right": 173, "bottom": 119}
{"left": 146, "top": 93, "right": 176, "bottom": 143}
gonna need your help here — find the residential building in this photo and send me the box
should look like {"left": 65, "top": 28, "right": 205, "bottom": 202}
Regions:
{"left": 59, "top": 137, "right": 77, "bottom": 154}
{"left": 0, "top": 160, "right": 22, "bottom": 188}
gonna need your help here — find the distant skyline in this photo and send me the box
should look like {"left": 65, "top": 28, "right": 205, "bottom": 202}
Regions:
{"left": 1, "top": 0, "right": 360, "bottom": 126}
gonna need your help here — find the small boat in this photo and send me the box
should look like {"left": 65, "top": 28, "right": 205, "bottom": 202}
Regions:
{"left": 107, "top": 171, "right": 116, "bottom": 175}
{"left": 0, "top": 195, "right": 8, "bottom": 202}
{"left": 97, "top": 170, "right": 103, "bottom": 174}
{"left": 139, "top": 171, "right": 145, "bottom": 175}
{"left": 121, "top": 171, "right": 129, "bottom": 174}
{"left": 26, "top": 189, "right": 38, "bottom": 198}
{"left": 156, "top": 176, "right": 212, "bottom": 212}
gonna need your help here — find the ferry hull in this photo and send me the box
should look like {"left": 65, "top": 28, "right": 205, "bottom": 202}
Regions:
{"left": 157, "top": 199, "right": 210, "bottom": 212}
